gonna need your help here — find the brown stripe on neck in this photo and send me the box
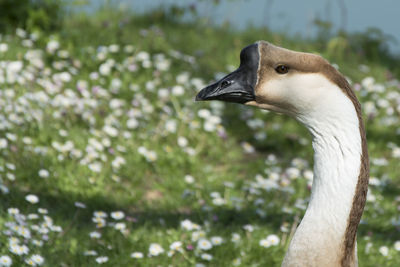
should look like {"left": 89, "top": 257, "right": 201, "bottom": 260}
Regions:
{"left": 319, "top": 64, "right": 370, "bottom": 267}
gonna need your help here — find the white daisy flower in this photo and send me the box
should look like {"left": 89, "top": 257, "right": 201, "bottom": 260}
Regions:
{"left": 0, "top": 255, "right": 12, "bottom": 267}
{"left": 31, "top": 254, "right": 44, "bottom": 265}
{"left": 197, "top": 239, "right": 212, "bottom": 250}
{"left": 83, "top": 250, "right": 98, "bottom": 256}
{"left": 127, "top": 118, "right": 139, "bottom": 129}
{"left": 260, "top": 234, "right": 280, "bottom": 248}
{"left": 38, "top": 169, "right": 50, "bottom": 178}
{"left": 211, "top": 236, "right": 223, "bottom": 246}
{"left": 95, "top": 256, "right": 108, "bottom": 264}
{"left": 379, "top": 246, "right": 389, "bottom": 257}
{"left": 231, "top": 233, "right": 241, "bottom": 243}
{"left": 0, "top": 138, "right": 8, "bottom": 149}
{"left": 7, "top": 208, "right": 19, "bottom": 215}
{"left": 259, "top": 238, "right": 270, "bottom": 248}
{"left": 184, "top": 175, "right": 195, "bottom": 184}
{"left": 172, "top": 85, "right": 184, "bottom": 96}
{"left": 170, "top": 241, "right": 183, "bottom": 251}
{"left": 25, "top": 194, "right": 39, "bottom": 204}
{"left": 89, "top": 231, "right": 101, "bottom": 239}
{"left": 9, "top": 244, "right": 29, "bottom": 255}
{"left": 395, "top": 241, "right": 400, "bottom": 251}
{"left": 0, "top": 43, "right": 8, "bottom": 53}
{"left": 266, "top": 234, "right": 280, "bottom": 246}
{"left": 110, "top": 211, "right": 125, "bottom": 220}
{"left": 114, "top": 222, "right": 126, "bottom": 231}
{"left": 201, "top": 253, "right": 213, "bottom": 261}
{"left": 177, "top": 136, "right": 188, "bottom": 147}
{"left": 181, "top": 219, "right": 195, "bottom": 231}
{"left": 131, "top": 252, "right": 143, "bottom": 259}
{"left": 148, "top": 243, "right": 164, "bottom": 256}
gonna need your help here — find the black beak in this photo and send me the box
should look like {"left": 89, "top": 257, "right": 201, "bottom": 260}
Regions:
{"left": 195, "top": 43, "right": 259, "bottom": 104}
{"left": 195, "top": 70, "right": 255, "bottom": 104}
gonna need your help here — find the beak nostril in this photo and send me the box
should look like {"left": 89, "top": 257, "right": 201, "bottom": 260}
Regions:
{"left": 220, "top": 80, "right": 231, "bottom": 88}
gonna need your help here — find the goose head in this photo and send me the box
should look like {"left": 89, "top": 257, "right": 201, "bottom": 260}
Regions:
{"left": 196, "top": 41, "right": 353, "bottom": 120}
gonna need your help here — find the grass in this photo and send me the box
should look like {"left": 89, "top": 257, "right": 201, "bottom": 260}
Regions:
{"left": 0, "top": 8, "right": 399, "bottom": 267}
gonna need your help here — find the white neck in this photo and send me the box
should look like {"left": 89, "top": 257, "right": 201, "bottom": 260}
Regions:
{"left": 282, "top": 81, "right": 362, "bottom": 267}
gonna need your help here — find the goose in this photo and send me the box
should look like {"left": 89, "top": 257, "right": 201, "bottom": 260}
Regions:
{"left": 196, "top": 41, "right": 369, "bottom": 267}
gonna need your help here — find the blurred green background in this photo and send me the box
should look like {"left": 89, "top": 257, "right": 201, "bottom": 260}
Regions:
{"left": 0, "top": 0, "right": 399, "bottom": 266}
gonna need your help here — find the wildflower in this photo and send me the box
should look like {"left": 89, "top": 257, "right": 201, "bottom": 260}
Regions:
{"left": 8, "top": 237, "right": 19, "bottom": 246}
{"left": 93, "top": 218, "right": 106, "bottom": 228}
{"left": 103, "top": 125, "right": 118, "bottom": 137}
{"left": 267, "top": 234, "right": 280, "bottom": 246}
{"left": 148, "top": 243, "right": 164, "bottom": 256}
{"left": 167, "top": 250, "right": 175, "bottom": 257}
{"left": 74, "top": 202, "right": 87, "bottom": 209}
{"left": 241, "top": 142, "right": 255, "bottom": 153}
{"left": 259, "top": 238, "right": 270, "bottom": 248}
{"left": 170, "top": 241, "right": 183, "bottom": 251}
{"left": 124, "top": 45, "right": 134, "bottom": 53}
{"left": 177, "top": 136, "right": 188, "bottom": 147}
{"left": 233, "top": 258, "right": 242, "bottom": 266}
{"left": 25, "top": 194, "right": 39, "bottom": 204}
{"left": 211, "top": 236, "right": 223, "bottom": 246}
{"left": 259, "top": 234, "right": 280, "bottom": 248}
{"left": 127, "top": 118, "right": 139, "bottom": 129}
{"left": 25, "top": 255, "right": 44, "bottom": 266}
{"left": 184, "top": 175, "right": 195, "bottom": 184}
{"left": 165, "top": 120, "right": 177, "bottom": 133}
{"left": 243, "top": 224, "right": 254, "bottom": 232}
{"left": 172, "top": 85, "right": 184, "bottom": 96}
{"left": 192, "top": 231, "right": 206, "bottom": 242}
{"left": 88, "top": 162, "right": 102, "bottom": 173}
{"left": 201, "top": 253, "right": 213, "bottom": 261}
{"left": 212, "top": 197, "right": 226, "bottom": 206}
{"left": 9, "top": 244, "right": 29, "bottom": 255}
{"left": 38, "top": 208, "right": 48, "bottom": 214}
{"left": 7, "top": 208, "right": 19, "bottom": 215}
{"left": 203, "top": 121, "right": 215, "bottom": 132}
{"left": 231, "top": 233, "right": 241, "bottom": 243}
{"left": 95, "top": 256, "right": 108, "bottom": 264}
{"left": 17, "top": 226, "right": 31, "bottom": 238}
{"left": 0, "top": 43, "right": 8, "bottom": 53}
{"left": 6, "top": 173, "right": 15, "bottom": 181}
{"left": 38, "top": 169, "right": 49, "bottom": 178}
{"left": 131, "top": 252, "right": 143, "bottom": 259}
{"left": 32, "top": 254, "right": 44, "bottom": 265}
{"left": 32, "top": 240, "right": 43, "bottom": 247}
{"left": 99, "top": 63, "right": 111, "bottom": 76}
{"left": 379, "top": 246, "right": 389, "bottom": 257}
{"left": 198, "top": 109, "right": 211, "bottom": 118}
{"left": 146, "top": 151, "right": 157, "bottom": 162}
{"left": 46, "top": 40, "right": 59, "bottom": 53}
{"left": 0, "top": 138, "right": 8, "bottom": 149}
{"left": 89, "top": 231, "right": 101, "bottom": 239}
{"left": 114, "top": 222, "right": 126, "bottom": 231}
{"left": 181, "top": 219, "right": 196, "bottom": 231}
{"left": 112, "top": 156, "right": 126, "bottom": 169}
{"left": 395, "top": 241, "right": 400, "bottom": 251}
{"left": 109, "top": 44, "right": 119, "bottom": 53}
{"left": 176, "top": 72, "right": 190, "bottom": 84}
{"left": 0, "top": 255, "right": 12, "bottom": 267}
{"left": 83, "top": 250, "right": 98, "bottom": 256}
{"left": 197, "top": 239, "right": 212, "bottom": 250}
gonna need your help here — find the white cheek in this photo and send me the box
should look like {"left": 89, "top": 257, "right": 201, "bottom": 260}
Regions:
{"left": 261, "top": 73, "right": 340, "bottom": 115}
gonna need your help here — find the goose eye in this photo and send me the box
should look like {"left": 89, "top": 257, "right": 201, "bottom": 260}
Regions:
{"left": 275, "top": 65, "right": 289, "bottom": 74}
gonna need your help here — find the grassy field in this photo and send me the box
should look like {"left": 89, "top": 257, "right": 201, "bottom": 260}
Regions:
{"left": 0, "top": 8, "right": 400, "bottom": 267}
